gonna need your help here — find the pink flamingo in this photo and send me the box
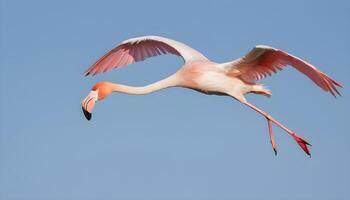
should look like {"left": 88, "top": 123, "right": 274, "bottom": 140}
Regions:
{"left": 82, "top": 36, "right": 342, "bottom": 156}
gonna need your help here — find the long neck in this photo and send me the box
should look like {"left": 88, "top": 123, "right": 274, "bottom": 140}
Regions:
{"left": 111, "top": 74, "right": 180, "bottom": 95}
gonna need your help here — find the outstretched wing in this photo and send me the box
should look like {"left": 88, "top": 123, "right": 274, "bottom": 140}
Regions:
{"left": 224, "top": 45, "right": 342, "bottom": 97}
{"left": 84, "top": 35, "right": 209, "bottom": 76}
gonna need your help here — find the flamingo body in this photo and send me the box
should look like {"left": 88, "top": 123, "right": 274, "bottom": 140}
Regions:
{"left": 82, "top": 35, "right": 343, "bottom": 156}
{"left": 175, "top": 61, "right": 252, "bottom": 99}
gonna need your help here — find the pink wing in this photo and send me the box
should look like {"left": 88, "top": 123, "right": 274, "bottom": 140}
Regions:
{"left": 84, "top": 35, "right": 209, "bottom": 76}
{"left": 227, "top": 45, "right": 342, "bottom": 97}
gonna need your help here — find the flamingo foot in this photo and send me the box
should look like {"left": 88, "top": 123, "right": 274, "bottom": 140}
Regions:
{"left": 267, "top": 119, "right": 277, "bottom": 155}
{"left": 292, "top": 133, "right": 312, "bottom": 157}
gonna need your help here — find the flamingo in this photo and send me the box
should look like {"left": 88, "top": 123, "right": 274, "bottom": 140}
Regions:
{"left": 81, "top": 35, "right": 342, "bottom": 156}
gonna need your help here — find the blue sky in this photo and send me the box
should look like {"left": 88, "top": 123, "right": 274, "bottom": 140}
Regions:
{"left": 1, "top": 0, "right": 349, "bottom": 199}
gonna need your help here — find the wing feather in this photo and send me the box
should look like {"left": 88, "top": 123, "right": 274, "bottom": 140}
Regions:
{"left": 85, "top": 35, "right": 208, "bottom": 76}
{"left": 225, "top": 45, "right": 342, "bottom": 97}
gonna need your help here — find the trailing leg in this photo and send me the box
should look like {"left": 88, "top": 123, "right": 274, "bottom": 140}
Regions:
{"left": 267, "top": 119, "right": 277, "bottom": 155}
{"left": 243, "top": 101, "right": 311, "bottom": 156}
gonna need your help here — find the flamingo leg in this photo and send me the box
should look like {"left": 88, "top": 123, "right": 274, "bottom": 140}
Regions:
{"left": 267, "top": 119, "right": 277, "bottom": 155}
{"left": 243, "top": 101, "right": 311, "bottom": 156}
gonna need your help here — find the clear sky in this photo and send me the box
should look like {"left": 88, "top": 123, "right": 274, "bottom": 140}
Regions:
{"left": 1, "top": 0, "right": 349, "bottom": 199}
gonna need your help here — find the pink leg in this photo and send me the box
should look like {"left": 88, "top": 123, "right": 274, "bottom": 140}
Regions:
{"left": 267, "top": 119, "right": 277, "bottom": 155}
{"left": 244, "top": 101, "right": 311, "bottom": 156}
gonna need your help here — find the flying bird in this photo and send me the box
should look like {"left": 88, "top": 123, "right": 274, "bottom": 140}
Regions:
{"left": 82, "top": 35, "right": 342, "bottom": 156}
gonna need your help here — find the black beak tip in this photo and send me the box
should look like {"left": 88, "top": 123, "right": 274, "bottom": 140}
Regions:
{"left": 82, "top": 107, "right": 92, "bottom": 121}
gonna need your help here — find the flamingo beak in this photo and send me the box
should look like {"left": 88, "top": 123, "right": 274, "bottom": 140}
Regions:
{"left": 81, "top": 90, "right": 98, "bottom": 121}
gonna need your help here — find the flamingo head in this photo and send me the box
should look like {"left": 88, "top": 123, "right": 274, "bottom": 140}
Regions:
{"left": 81, "top": 81, "right": 113, "bottom": 120}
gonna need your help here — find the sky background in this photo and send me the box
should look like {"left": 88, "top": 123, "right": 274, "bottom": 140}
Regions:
{"left": 1, "top": 0, "right": 349, "bottom": 199}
